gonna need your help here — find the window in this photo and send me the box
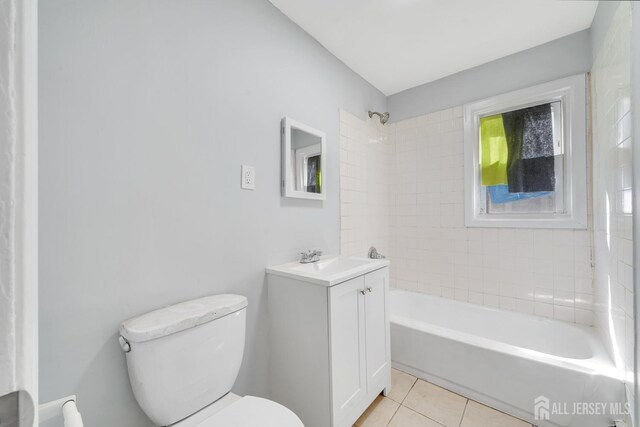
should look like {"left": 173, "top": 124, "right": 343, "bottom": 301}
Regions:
{"left": 463, "top": 74, "right": 587, "bottom": 229}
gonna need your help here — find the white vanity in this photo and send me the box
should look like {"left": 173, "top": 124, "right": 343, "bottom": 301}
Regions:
{"left": 267, "top": 256, "right": 391, "bottom": 427}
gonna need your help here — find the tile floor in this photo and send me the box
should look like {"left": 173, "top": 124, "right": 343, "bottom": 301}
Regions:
{"left": 355, "top": 368, "right": 533, "bottom": 427}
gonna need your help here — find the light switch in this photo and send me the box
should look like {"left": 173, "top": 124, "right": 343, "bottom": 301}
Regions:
{"left": 241, "top": 165, "right": 255, "bottom": 190}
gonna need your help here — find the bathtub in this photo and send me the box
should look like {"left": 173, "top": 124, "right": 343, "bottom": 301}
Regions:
{"left": 390, "top": 289, "right": 625, "bottom": 427}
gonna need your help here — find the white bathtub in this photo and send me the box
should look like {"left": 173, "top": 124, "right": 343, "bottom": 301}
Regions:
{"left": 390, "top": 289, "right": 625, "bottom": 427}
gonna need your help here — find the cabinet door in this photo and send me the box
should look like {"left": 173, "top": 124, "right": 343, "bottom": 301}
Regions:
{"left": 364, "top": 268, "right": 389, "bottom": 393}
{"left": 329, "top": 276, "right": 366, "bottom": 425}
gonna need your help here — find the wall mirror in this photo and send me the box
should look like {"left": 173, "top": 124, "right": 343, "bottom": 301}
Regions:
{"left": 281, "top": 117, "right": 326, "bottom": 200}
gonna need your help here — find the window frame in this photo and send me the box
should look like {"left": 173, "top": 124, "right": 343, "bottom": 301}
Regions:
{"left": 463, "top": 74, "right": 588, "bottom": 229}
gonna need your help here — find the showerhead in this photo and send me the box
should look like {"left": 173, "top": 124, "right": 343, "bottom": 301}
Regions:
{"left": 368, "top": 110, "right": 390, "bottom": 125}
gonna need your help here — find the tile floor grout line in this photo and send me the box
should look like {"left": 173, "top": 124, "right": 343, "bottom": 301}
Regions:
{"left": 457, "top": 398, "right": 469, "bottom": 427}
{"left": 399, "top": 377, "right": 418, "bottom": 405}
{"left": 384, "top": 399, "right": 402, "bottom": 427}
{"left": 402, "top": 404, "right": 447, "bottom": 427}
{"left": 407, "top": 378, "right": 464, "bottom": 427}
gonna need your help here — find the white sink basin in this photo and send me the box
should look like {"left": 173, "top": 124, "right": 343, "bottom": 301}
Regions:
{"left": 267, "top": 255, "right": 389, "bottom": 286}
{"left": 292, "top": 257, "right": 371, "bottom": 275}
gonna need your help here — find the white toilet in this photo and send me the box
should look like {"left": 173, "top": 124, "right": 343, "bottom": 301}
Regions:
{"left": 119, "top": 294, "right": 303, "bottom": 427}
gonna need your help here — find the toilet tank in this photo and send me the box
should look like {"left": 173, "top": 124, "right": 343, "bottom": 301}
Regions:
{"left": 119, "top": 294, "right": 248, "bottom": 426}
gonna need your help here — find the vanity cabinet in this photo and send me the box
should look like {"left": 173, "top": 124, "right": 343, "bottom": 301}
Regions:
{"left": 267, "top": 262, "right": 390, "bottom": 427}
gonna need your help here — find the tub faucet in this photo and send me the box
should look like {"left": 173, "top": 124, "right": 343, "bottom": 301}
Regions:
{"left": 300, "top": 250, "right": 322, "bottom": 263}
{"left": 368, "top": 247, "right": 386, "bottom": 259}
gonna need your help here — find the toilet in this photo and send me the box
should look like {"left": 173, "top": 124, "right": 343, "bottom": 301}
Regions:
{"left": 119, "top": 294, "right": 303, "bottom": 427}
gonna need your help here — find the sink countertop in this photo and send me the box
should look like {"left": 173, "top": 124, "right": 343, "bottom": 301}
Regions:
{"left": 266, "top": 255, "right": 390, "bottom": 287}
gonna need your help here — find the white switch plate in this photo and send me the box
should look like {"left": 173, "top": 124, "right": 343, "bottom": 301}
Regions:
{"left": 241, "top": 165, "right": 255, "bottom": 190}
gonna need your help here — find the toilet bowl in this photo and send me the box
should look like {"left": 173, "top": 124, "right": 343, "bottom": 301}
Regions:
{"left": 119, "top": 294, "right": 303, "bottom": 427}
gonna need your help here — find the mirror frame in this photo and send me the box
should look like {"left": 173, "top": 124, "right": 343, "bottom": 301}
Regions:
{"left": 281, "top": 117, "right": 327, "bottom": 200}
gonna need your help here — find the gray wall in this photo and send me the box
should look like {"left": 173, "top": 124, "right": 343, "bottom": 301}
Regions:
{"left": 387, "top": 29, "right": 591, "bottom": 122}
{"left": 0, "top": 0, "right": 18, "bottom": 399}
{"left": 38, "top": 1, "right": 385, "bottom": 426}
{"left": 590, "top": 0, "right": 621, "bottom": 63}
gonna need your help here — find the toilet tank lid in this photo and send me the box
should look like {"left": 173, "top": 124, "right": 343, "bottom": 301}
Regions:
{"left": 120, "top": 294, "right": 248, "bottom": 343}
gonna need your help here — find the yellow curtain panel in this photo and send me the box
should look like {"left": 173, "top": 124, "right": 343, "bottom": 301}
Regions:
{"left": 480, "top": 114, "right": 508, "bottom": 186}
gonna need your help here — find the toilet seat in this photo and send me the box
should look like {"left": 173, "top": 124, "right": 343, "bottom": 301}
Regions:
{"left": 188, "top": 396, "right": 303, "bottom": 427}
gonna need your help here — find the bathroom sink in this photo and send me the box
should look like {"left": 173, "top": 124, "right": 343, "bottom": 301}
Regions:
{"left": 292, "top": 257, "right": 371, "bottom": 275}
{"left": 267, "top": 256, "right": 389, "bottom": 286}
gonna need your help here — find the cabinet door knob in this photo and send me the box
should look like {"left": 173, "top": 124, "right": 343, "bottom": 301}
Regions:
{"left": 360, "top": 289, "right": 366, "bottom": 295}
{"left": 366, "top": 287, "right": 373, "bottom": 293}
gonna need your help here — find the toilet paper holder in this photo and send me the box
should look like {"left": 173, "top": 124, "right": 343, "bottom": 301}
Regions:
{"left": 39, "top": 395, "right": 84, "bottom": 427}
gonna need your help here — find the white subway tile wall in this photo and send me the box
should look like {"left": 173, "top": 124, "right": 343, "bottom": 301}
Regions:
{"left": 340, "top": 107, "right": 595, "bottom": 325}
{"left": 591, "top": 1, "right": 633, "bottom": 416}
{"left": 387, "top": 109, "right": 594, "bottom": 325}
{"left": 340, "top": 110, "right": 393, "bottom": 258}
{"left": 340, "top": 107, "right": 593, "bottom": 325}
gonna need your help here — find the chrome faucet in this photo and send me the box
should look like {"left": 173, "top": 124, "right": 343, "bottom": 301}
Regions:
{"left": 300, "top": 250, "right": 322, "bottom": 264}
{"left": 368, "top": 247, "right": 386, "bottom": 259}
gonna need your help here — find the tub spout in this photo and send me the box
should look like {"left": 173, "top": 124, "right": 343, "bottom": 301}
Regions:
{"left": 368, "top": 247, "right": 386, "bottom": 259}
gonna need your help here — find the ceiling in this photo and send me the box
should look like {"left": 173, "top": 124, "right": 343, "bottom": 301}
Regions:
{"left": 269, "top": 0, "right": 598, "bottom": 95}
